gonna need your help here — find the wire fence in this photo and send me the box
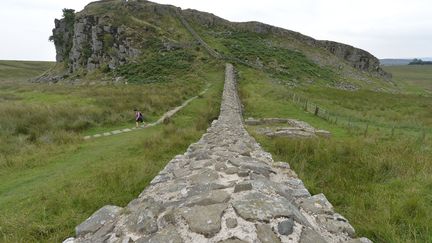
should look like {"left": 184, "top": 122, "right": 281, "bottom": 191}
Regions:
{"left": 286, "top": 91, "right": 430, "bottom": 141}
{"left": 177, "top": 12, "right": 430, "bottom": 142}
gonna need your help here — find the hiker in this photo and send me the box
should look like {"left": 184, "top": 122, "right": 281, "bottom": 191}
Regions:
{"left": 134, "top": 108, "right": 144, "bottom": 128}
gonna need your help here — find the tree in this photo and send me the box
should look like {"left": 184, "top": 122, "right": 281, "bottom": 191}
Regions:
{"left": 62, "top": 9, "right": 76, "bottom": 29}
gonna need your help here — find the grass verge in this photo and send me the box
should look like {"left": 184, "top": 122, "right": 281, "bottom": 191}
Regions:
{"left": 239, "top": 65, "right": 432, "bottom": 243}
{"left": 0, "top": 67, "right": 224, "bottom": 242}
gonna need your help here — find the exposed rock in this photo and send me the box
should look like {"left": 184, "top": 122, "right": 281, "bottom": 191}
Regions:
{"left": 237, "top": 170, "right": 249, "bottom": 177}
{"left": 229, "top": 157, "right": 274, "bottom": 177}
{"left": 215, "top": 163, "right": 228, "bottom": 172}
{"left": 234, "top": 182, "right": 253, "bottom": 193}
{"left": 232, "top": 192, "right": 302, "bottom": 223}
{"left": 247, "top": 118, "right": 332, "bottom": 139}
{"left": 217, "top": 238, "right": 247, "bottom": 243}
{"left": 256, "top": 224, "right": 281, "bottom": 243}
{"left": 52, "top": 14, "right": 140, "bottom": 74}
{"left": 124, "top": 202, "right": 161, "bottom": 235}
{"left": 224, "top": 166, "right": 238, "bottom": 174}
{"left": 186, "top": 189, "right": 231, "bottom": 206}
{"left": 187, "top": 169, "right": 219, "bottom": 185}
{"left": 181, "top": 203, "right": 228, "bottom": 237}
{"left": 278, "top": 218, "right": 294, "bottom": 235}
{"left": 320, "top": 40, "right": 390, "bottom": 78}
{"left": 136, "top": 226, "right": 183, "bottom": 243}
{"left": 75, "top": 205, "right": 122, "bottom": 237}
{"left": 244, "top": 118, "right": 262, "bottom": 125}
{"left": 299, "top": 227, "right": 328, "bottom": 243}
{"left": 317, "top": 213, "right": 356, "bottom": 237}
{"left": 299, "top": 193, "right": 334, "bottom": 214}
{"left": 315, "top": 130, "right": 332, "bottom": 138}
{"left": 345, "top": 237, "right": 374, "bottom": 243}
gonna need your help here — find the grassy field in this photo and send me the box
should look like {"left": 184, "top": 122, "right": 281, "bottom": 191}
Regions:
{"left": 292, "top": 86, "right": 432, "bottom": 135}
{"left": 0, "top": 60, "right": 54, "bottom": 82}
{"left": 239, "top": 65, "right": 432, "bottom": 243}
{"left": 0, "top": 60, "right": 225, "bottom": 242}
{"left": 384, "top": 65, "right": 432, "bottom": 94}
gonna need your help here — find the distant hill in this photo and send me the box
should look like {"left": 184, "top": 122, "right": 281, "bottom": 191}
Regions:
{"left": 409, "top": 58, "right": 432, "bottom": 65}
{"left": 380, "top": 59, "right": 413, "bottom": 66}
{"left": 380, "top": 57, "right": 432, "bottom": 66}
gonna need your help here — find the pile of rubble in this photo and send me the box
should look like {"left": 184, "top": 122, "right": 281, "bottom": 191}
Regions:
{"left": 245, "top": 118, "right": 331, "bottom": 139}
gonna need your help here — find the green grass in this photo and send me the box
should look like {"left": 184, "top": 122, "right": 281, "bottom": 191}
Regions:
{"left": 384, "top": 65, "right": 432, "bottom": 94}
{"left": 293, "top": 86, "right": 432, "bottom": 134}
{"left": 238, "top": 65, "right": 432, "bottom": 243}
{"left": 0, "top": 60, "right": 54, "bottom": 82}
{"left": 189, "top": 22, "right": 339, "bottom": 85}
{"left": 0, "top": 61, "right": 225, "bottom": 242}
{"left": 0, "top": 59, "right": 224, "bottom": 167}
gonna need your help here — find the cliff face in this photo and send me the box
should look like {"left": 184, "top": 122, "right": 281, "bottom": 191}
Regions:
{"left": 319, "top": 41, "right": 388, "bottom": 77}
{"left": 52, "top": 14, "right": 140, "bottom": 73}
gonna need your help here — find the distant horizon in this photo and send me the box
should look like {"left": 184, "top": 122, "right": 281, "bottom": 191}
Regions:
{"left": 1, "top": 0, "right": 431, "bottom": 61}
{"left": 4, "top": 57, "right": 432, "bottom": 63}
{"left": 380, "top": 57, "right": 432, "bottom": 60}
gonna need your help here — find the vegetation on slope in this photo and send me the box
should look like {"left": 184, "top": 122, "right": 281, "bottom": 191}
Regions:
{"left": 239, "top": 66, "right": 432, "bottom": 243}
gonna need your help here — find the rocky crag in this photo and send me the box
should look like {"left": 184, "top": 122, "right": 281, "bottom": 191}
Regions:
{"left": 65, "top": 64, "right": 370, "bottom": 243}
{"left": 42, "top": 0, "right": 390, "bottom": 84}
{"left": 51, "top": 9, "right": 141, "bottom": 73}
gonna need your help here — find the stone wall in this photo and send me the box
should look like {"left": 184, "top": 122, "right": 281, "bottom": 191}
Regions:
{"left": 176, "top": 10, "right": 222, "bottom": 59}
{"left": 65, "top": 64, "right": 370, "bottom": 243}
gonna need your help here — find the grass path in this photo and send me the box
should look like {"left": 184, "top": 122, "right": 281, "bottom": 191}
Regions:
{"left": 83, "top": 86, "right": 210, "bottom": 140}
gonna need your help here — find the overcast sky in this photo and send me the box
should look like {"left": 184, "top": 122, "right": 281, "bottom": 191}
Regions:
{"left": 1, "top": 0, "right": 431, "bottom": 61}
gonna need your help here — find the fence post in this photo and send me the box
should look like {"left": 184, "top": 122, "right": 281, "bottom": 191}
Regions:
{"left": 292, "top": 93, "right": 296, "bottom": 103}
{"left": 304, "top": 100, "right": 308, "bottom": 111}
{"left": 314, "top": 106, "right": 319, "bottom": 116}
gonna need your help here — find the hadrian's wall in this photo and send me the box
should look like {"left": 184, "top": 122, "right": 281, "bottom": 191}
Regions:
{"left": 65, "top": 64, "right": 371, "bottom": 243}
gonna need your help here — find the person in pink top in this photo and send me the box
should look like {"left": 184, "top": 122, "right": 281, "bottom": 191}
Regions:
{"left": 134, "top": 108, "right": 144, "bottom": 128}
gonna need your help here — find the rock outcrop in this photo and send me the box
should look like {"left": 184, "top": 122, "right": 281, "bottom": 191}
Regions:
{"left": 318, "top": 41, "right": 389, "bottom": 78}
{"left": 48, "top": 0, "right": 389, "bottom": 81}
{"left": 65, "top": 64, "right": 368, "bottom": 243}
{"left": 52, "top": 14, "right": 140, "bottom": 73}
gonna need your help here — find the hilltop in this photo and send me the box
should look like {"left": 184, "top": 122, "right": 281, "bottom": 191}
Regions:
{"left": 40, "top": 0, "right": 393, "bottom": 91}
